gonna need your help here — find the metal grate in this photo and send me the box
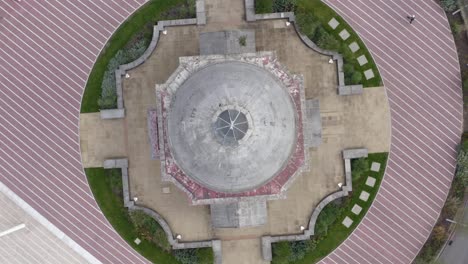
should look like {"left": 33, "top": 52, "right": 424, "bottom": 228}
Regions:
{"left": 215, "top": 109, "right": 248, "bottom": 145}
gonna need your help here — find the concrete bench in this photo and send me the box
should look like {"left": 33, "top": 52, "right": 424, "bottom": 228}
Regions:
{"left": 338, "top": 85, "right": 363, "bottom": 95}
{"left": 100, "top": 109, "right": 125, "bottom": 119}
{"left": 343, "top": 148, "right": 368, "bottom": 159}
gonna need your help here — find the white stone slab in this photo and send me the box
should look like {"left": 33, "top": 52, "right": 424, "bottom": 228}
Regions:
{"left": 348, "top": 42, "right": 359, "bottom": 52}
{"left": 134, "top": 238, "right": 141, "bottom": 245}
{"left": 351, "top": 204, "right": 362, "bottom": 215}
{"left": 342, "top": 216, "right": 353, "bottom": 228}
{"left": 359, "top": 191, "right": 370, "bottom": 202}
{"left": 364, "top": 69, "right": 375, "bottom": 80}
{"left": 328, "top": 18, "right": 340, "bottom": 29}
{"left": 357, "top": 55, "right": 368, "bottom": 66}
{"left": 162, "top": 187, "right": 171, "bottom": 194}
{"left": 339, "top": 29, "right": 350, "bottom": 40}
{"left": 371, "top": 162, "right": 381, "bottom": 172}
{"left": 366, "top": 176, "right": 376, "bottom": 187}
{"left": 100, "top": 109, "right": 125, "bottom": 119}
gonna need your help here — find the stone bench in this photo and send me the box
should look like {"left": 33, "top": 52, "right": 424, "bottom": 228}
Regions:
{"left": 338, "top": 85, "right": 363, "bottom": 95}
{"left": 100, "top": 109, "right": 125, "bottom": 119}
{"left": 343, "top": 148, "right": 368, "bottom": 159}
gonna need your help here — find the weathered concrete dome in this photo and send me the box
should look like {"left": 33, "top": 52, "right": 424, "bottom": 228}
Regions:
{"left": 167, "top": 61, "right": 297, "bottom": 193}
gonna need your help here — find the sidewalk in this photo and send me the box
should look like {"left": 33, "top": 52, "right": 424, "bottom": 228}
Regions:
{"left": 437, "top": 188, "right": 468, "bottom": 264}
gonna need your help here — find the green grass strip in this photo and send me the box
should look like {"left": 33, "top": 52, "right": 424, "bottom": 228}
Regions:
{"left": 294, "top": 153, "right": 388, "bottom": 263}
{"left": 256, "top": 0, "right": 382, "bottom": 88}
{"left": 86, "top": 168, "right": 179, "bottom": 263}
{"left": 81, "top": 0, "right": 184, "bottom": 113}
{"left": 297, "top": 0, "right": 381, "bottom": 87}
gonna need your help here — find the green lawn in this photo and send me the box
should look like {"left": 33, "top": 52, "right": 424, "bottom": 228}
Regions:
{"left": 81, "top": 0, "right": 186, "bottom": 113}
{"left": 272, "top": 153, "right": 388, "bottom": 264}
{"left": 86, "top": 168, "right": 180, "bottom": 263}
{"left": 255, "top": 0, "right": 382, "bottom": 88}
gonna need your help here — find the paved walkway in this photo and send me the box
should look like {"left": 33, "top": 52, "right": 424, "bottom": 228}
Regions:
{"left": 439, "top": 191, "right": 468, "bottom": 264}
{"left": 80, "top": 113, "right": 127, "bottom": 168}
{"left": 321, "top": 1, "right": 463, "bottom": 263}
{"left": 221, "top": 239, "right": 269, "bottom": 264}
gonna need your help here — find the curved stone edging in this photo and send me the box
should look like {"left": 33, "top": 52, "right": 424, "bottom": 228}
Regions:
{"left": 261, "top": 148, "right": 367, "bottom": 261}
{"left": 130, "top": 205, "right": 214, "bottom": 250}
{"left": 101, "top": 0, "right": 206, "bottom": 118}
{"left": 115, "top": 26, "right": 161, "bottom": 109}
{"left": 103, "top": 158, "right": 222, "bottom": 263}
{"left": 243, "top": 0, "right": 362, "bottom": 96}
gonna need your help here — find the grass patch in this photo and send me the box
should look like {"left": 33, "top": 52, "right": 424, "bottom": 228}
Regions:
{"left": 86, "top": 168, "right": 213, "bottom": 264}
{"left": 255, "top": 0, "right": 382, "bottom": 87}
{"left": 271, "top": 153, "right": 388, "bottom": 264}
{"left": 86, "top": 168, "right": 178, "bottom": 263}
{"left": 81, "top": 0, "right": 193, "bottom": 113}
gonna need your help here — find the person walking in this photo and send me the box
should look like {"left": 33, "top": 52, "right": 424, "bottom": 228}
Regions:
{"left": 407, "top": 14, "right": 416, "bottom": 24}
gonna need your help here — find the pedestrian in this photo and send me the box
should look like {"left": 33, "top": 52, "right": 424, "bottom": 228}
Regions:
{"left": 407, "top": 14, "right": 415, "bottom": 24}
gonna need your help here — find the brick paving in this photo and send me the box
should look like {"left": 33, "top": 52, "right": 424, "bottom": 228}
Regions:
{"left": 320, "top": 0, "right": 463, "bottom": 263}
{"left": 0, "top": 1, "right": 149, "bottom": 263}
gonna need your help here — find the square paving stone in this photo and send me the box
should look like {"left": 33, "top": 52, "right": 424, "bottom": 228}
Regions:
{"left": 348, "top": 42, "right": 360, "bottom": 52}
{"left": 359, "top": 191, "right": 370, "bottom": 202}
{"left": 366, "top": 176, "right": 376, "bottom": 187}
{"left": 339, "top": 29, "right": 350, "bottom": 40}
{"left": 134, "top": 238, "right": 141, "bottom": 245}
{"left": 364, "top": 69, "right": 375, "bottom": 80}
{"left": 328, "top": 18, "right": 340, "bottom": 29}
{"left": 162, "top": 187, "right": 171, "bottom": 194}
{"left": 371, "top": 162, "right": 381, "bottom": 172}
{"left": 351, "top": 204, "right": 362, "bottom": 215}
{"left": 357, "top": 55, "right": 368, "bottom": 66}
{"left": 342, "top": 216, "right": 353, "bottom": 228}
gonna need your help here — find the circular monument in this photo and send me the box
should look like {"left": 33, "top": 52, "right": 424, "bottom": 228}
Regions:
{"left": 166, "top": 61, "right": 297, "bottom": 193}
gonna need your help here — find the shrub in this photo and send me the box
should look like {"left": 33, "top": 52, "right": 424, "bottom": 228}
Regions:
{"left": 351, "top": 71, "right": 363, "bottom": 85}
{"left": 343, "top": 63, "right": 354, "bottom": 83}
{"left": 171, "top": 248, "right": 214, "bottom": 264}
{"left": 255, "top": 0, "right": 274, "bottom": 13}
{"left": 162, "top": 0, "right": 196, "bottom": 19}
{"left": 351, "top": 158, "right": 368, "bottom": 180}
{"left": 272, "top": 0, "right": 297, "bottom": 12}
{"left": 196, "top": 248, "right": 214, "bottom": 264}
{"left": 456, "top": 144, "right": 468, "bottom": 187}
{"left": 442, "top": 196, "right": 460, "bottom": 217}
{"left": 98, "top": 38, "right": 148, "bottom": 109}
{"left": 272, "top": 239, "right": 317, "bottom": 264}
{"left": 450, "top": 21, "right": 464, "bottom": 36}
{"left": 315, "top": 27, "right": 340, "bottom": 51}
{"left": 295, "top": 11, "right": 320, "bottom": 38}
{"left": 239, "top": 35, "right": 247, "bottom": 46}
{"left": 315, "top": 203, "right": 342, "bottom": 236}
{"left": 129, "top": 210, "right": 171, "bottom": 251}
{"left": 272, "top": 241, "right": 292, "bottom": 264}
{"left": 343, "top": 63, "right": 354, "bottom": 75}
{"left": 463, "top": 79, "right": 468, "bottom": 91}
{"left": 432, "top": 225, "right": 447, "bottom": 242}
{"left": 289, "top": 240, "right": 315, "bottom": 261}
{"left": 339, "top": 43, "right": 355, "bottom": 63}
{"left": 441, "top": 0, "right": 458, "bottom": 12}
